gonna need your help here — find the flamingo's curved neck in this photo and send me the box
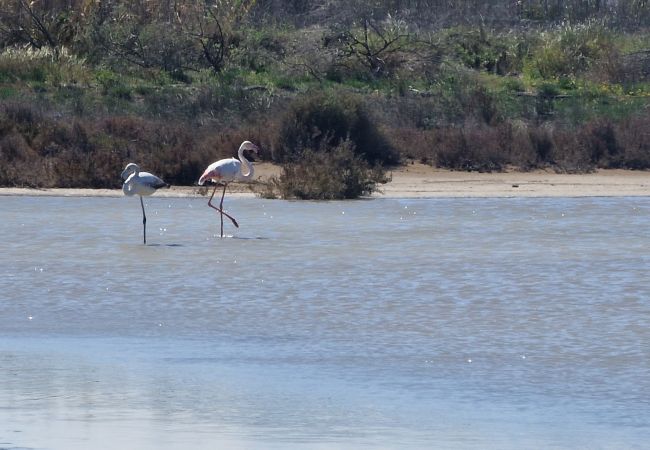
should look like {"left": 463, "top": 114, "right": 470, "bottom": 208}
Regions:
{"left": 121, "top": 165, "right": 139, "bottom": 181}
{"left": 238, "top": 148, "right": 254, "bottom": 179}
{"left": 123, "top": 176, "right": 135, "bottom": 195}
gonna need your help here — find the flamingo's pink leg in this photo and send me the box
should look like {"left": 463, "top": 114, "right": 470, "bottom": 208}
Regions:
{"left": 207, "top": 183, "right": 239, "bottom": 236}
{"left": 218, "top": 184, "right": 225, "bottom": 237}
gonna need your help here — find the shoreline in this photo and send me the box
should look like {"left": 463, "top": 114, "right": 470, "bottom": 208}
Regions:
{"left": 1, "top": 163, "right": 649, "bottom": 198}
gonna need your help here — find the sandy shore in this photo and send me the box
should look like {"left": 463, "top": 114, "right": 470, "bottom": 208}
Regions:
{"left": 380, "top": 163, "right": 650, "bottom": 198}
{"left": 1, "top": 162, "right": 649, "bottom": 198}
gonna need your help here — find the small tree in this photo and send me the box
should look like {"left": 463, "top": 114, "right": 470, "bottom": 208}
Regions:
{"left": 328, "top": 15, "right": 412, "bottom": 79}
{"left": 89, "top": 0, "right": 257, "bottom": 77}
{"left": 0, "top": 0, "right": 91, "bottom": 57}
{"left": 175, "top": 0, "right": 258, "bottom": 74}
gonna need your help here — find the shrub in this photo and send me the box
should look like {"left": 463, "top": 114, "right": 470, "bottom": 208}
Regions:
{"left": 0, "top": 46, "right": 91, "bottom": 89}
{"left": 527, "top": 23, "right": 613, "bottom": 80}
{"left": 580, "top": 119, "right": 621, "bottom": 166}
{"left": 507, "top": 121, "right": 538, "bottom": 169}
{"left": 0, "top": 101, "right": 43, "bottom": 143}
{"left": 384, "top": 126, "right": 437, "bottom": 163}
{"left": 432, "top": 124, "right": 508, "bottom": 172}
{"left": 421, "top": 70, "right": 507, "bottom": 126}
{"left": 276, "top": 91, "right": 399, "bottom": 165}
{"left": 264, "top": 141, "right": 389, "bottom": 200}
{"left": 528, "top": 125, "right": 554, "bottom": 164}
{"left": 326, "top": 17, "right": 412, "bottom": 80}
{"left": 616, "top": 114, "right": 650, "bottom": 169}
{"left": 551, "top": 127, "right": 594, "bottom": 173}
{"left": 96, "top": 70, "right": 132, "bottom": 100}
{"left": 0, "top": 132, "right": 50, "bottom": 187}
{"left": 447, "top": 27, "right": 525, "bottom": 75}
{"left": 0, "top": 47, "right": 48, "bottom": 83}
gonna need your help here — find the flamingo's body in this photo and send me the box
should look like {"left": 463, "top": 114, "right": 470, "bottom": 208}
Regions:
{"left": 198, "top": 140, "right": 258, "bottom": 237}
{"left": 121, "top": 163, "right": 168, "bottom": 244}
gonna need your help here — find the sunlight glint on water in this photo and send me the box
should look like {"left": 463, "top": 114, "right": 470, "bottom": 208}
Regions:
{"left": 0, "top": 196, "right": 649, "bottom": 449}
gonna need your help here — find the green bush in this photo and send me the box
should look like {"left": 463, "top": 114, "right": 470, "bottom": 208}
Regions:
{"left": 0, "top": 47, "right": 91, "bottom": 89}
{"left": 276, "top": 91, "right": 399, "bottom": 165}
{"left": 96, "top": 70, "right": 132, "bottom": 100}
{"left": 0, "top": 48, "right": 48, "bottom": 83}
{"left": 527, "top": 23, "right": 613, "bottom": 80}
{"left": 264, "top": 141, "right": 390, "bottom": 200}
{"left": 0, "top": 8, "right": 648, "bottom": 190}
{"left": 447, "top": 28, "right": 525, "bottom": 75}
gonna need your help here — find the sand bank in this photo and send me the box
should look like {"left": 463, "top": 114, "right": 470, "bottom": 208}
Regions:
{"left": 1, "top": 163, "right": 649, "bottom": 198}
{"left": 379, "top": 164, "right": 650, "bottom": 198}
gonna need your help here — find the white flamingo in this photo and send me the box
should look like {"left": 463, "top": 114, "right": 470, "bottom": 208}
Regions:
{"left": 198, "top": 141, "right": 259, "bottom": 237}
{"left": 121, "top": 163, "right": 169, "bottom": 244}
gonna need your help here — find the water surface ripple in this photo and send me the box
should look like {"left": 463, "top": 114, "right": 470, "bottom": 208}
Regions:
{"left": 1, "top": 196, "right": 649, "bottom": 449}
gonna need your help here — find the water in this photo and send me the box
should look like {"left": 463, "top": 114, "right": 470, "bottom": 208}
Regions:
{"left": 0, "top": 195, "right": 649, "bottom": 449}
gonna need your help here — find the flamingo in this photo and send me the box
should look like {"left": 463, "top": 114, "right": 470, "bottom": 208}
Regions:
{"left": 198, "top": 140, "right": 259, "bottom": 237}
{"left": 121, "top": 163, "right": 169, "bottom": 244}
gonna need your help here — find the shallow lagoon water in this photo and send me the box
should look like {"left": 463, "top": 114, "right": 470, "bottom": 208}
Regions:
{"left": 0, "top": 195, "right": 649, "bottom": 449}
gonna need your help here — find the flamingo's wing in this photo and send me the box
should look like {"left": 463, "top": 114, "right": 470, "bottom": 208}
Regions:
{"left": 198, "top": 161, "right": 219, "bottom": 185}
{"left": 198, "top": 159, "right": 240, "bottom": 185}
{"left": 139, "top": 172, "right": 168, "bottom": 189}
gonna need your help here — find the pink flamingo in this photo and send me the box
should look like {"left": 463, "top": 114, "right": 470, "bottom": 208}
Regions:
{"left": 198, "top": 141, "right": 259, "bottom": 237}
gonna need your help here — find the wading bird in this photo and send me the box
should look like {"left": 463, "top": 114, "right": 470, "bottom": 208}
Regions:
{"left": 121, "top": 163, "right": 169, "bottom": 244}
{"left": 198, "top": 141, "right": 259, "bottom": 237}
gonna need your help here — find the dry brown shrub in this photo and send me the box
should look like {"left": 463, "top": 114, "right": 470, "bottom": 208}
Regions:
{"left": 0, "top": 131, "right": 54, "bottom": 187}
{"left": 102, "top": 116, "right": 148, "bottom": 141}
{"left": 616, "top": 114, "right": 650, "bottom": 169}
{"left": 384, "top": 127, "right": 437, "bottom": 163}
{"left": 432, "top": 124, "right": 507, "bottom": 172}
{"left": 578, "top": 119, "right": 621, "bottom": 167}
{"left": 500, "top": 122, "right": 536, "bottom": 170}
{"left": 276, "top": 91, "right": 398, "bottom": 165}
{"left": 550, "top": 128, "right": 594, "bottom": 173}
{"left": 528, "top": 125, "right": 554, "bottom": 165}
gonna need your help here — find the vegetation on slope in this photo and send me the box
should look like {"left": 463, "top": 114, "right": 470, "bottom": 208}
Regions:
{"left": 0, "top": 0, "right": 648, "bottom": 198}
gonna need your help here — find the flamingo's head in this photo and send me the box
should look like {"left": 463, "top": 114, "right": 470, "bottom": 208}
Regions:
{"left": 121, "top": 163, "right": 140, "bottom": 180}
{"left": 240, "top": 141, "right": 259, "bottom": 155}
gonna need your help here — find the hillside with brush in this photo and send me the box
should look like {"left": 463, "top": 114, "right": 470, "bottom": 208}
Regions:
{"left": 0, "top": 0, "right": 648, "bottom": 198}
